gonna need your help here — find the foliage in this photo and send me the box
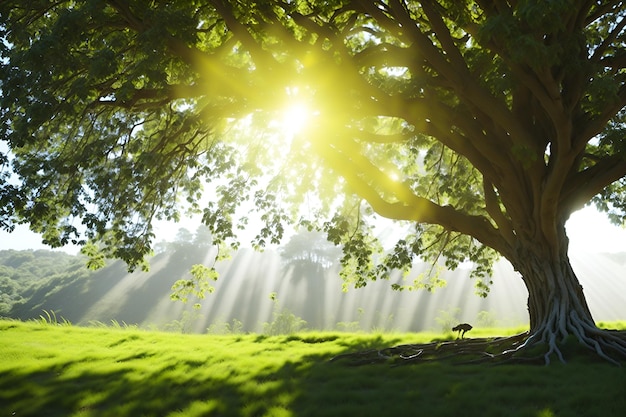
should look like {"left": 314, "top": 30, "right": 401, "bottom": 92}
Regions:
{"left": 170, "top": 263, "right": 219, "bottom": 304}
{"left": 0, "top": 1, "right": 608, "bottom": 272}
{"left": 80, "top": 241, "right": 107, "bottom": 270}
{"left": 3, "top": 0, "right": 624, "bottom": 278}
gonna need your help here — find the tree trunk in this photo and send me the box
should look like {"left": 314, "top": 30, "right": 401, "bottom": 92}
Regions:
{"left": 510, "top": 230, "right": 626, "bottom": 364}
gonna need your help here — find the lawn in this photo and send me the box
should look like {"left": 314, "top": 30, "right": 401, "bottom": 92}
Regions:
{"left": 1, "top": 319, "right": 624, "bottom": 417}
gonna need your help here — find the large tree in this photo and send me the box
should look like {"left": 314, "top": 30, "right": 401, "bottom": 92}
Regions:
{"left": 2, "top": 1, "right": 626, "bottom": 362}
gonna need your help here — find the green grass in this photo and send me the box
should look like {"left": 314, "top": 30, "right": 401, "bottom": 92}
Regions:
{"left": 1, "top": 320, "right": 625, "bottom": 417}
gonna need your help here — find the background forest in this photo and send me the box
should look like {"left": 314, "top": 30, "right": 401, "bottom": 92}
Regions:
{"left": 2, "top": 226, "right": 625, "bottom": 334}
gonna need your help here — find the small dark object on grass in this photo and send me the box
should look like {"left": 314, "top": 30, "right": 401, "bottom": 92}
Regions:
{"left": 452, "top": 323, "right": 473, "bottom": 339}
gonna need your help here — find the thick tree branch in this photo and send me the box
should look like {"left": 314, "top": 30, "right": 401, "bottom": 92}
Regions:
{"left": 385, "top": 0, "right": 466, "bottom": 86}
{"left": 585, "top": 0, "right": 624, "bottom": 26}
{"left": 311, "top": 138, "right": 511, "bottom": 257}
{"left": 353, "top": 43, "right": 413, "bottom": 69}
{"left": 396, "top": 5, "right": 537, "bottom": 154}
{"left": 94, "top": 85, "right": 208, "bottom": 109}
{"left": 569, "top": 1, "right": 595, "bottom": 32}
{"left": 590, "top": 13, "right": 626, "bottom": 65}
{"left": 601, "top": 52, "right": 626, "bottom": 73}
{"left": 392, "top": 94, "right": 506, "bottom": 181}
{"left": 288, "top": 9, "right": 340, "bottom": 43}
{"left": 561, "top": 156, "right": 626, "bottom": 212}
{"left": 351, "top": 129, "right": 411, "bottom": 144}
{"left": 483, "top": 177, "right": 516, "bottom": 246}
{"left": 358, "top": 1, "right": 405, "bottom": 41}
{"left": 104, "top": 0, "right": 145, "bottom": 31}
{"left": 209, "top": 0, "right": 278, "bottom": 71}
{"left": 419, "top": 0, "right": 471, "bottom": 72}
{"left": 573, "top": 86, "right": 626, "bottom": 153}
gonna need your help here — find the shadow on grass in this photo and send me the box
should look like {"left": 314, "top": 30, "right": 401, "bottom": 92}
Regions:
{"left": 1, "top": 335, "right": 625, "bottom": 417}
{"left": 1, "top": 364, "right": 246, "bottom": 416}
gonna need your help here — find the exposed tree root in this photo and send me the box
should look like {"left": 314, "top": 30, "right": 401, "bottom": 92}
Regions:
{"left": 329, "top": 329, "right": 626, "bottom": 366}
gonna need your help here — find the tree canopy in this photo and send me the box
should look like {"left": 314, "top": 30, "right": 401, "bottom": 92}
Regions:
{"left": 2, "top": 1, "right": 626, "bottom": 362}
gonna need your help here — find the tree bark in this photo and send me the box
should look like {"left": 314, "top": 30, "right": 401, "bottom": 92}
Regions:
{"left": 510, "top": 227, "right": 626, "bottom": 364}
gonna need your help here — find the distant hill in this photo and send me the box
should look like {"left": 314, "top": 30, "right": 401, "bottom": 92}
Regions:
{"left": 0, "top": 249, "right": 83, "bottom": 316}
{"left": 2, "top": 246, "right": 625, "bottom": 332}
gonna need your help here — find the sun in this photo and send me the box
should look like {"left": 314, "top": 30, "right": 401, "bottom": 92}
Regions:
{"left": 281, "top": 103, "right": 311, "bottom": 136}
{"left": 279, "top": 102, "right": 311, "bottom": 138}
{"left": 272, "top": 86, "right": 317, "bottom": 139}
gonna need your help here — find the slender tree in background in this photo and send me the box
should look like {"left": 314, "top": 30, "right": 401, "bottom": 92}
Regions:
{"left": 1, "top": 1, "right": 626, "bottom": 362}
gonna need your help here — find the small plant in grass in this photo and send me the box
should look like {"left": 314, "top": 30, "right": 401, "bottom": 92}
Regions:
{"left": 335, "top": 307, "right": 364, "bottom": 332}
{"left": 370, "top": 311, "right": 396, "bottom": 333}
{"left": 36, "top": 310, "right": 72, "bottom": 326}
{"left": 476, "top": 310, "right": 497, "bottom": 327}
{"left": 263, "top": 292, "right": 307, "bottom": 336}
{"left": 434, "top": 307, "right": 461, "bottom": 334}
{"left": 207, "top": 317, "right": 244, "bottom": 334}
{"left": 87, "top": 319, "right": 140, "bottom": 330}
{"left": 86, "top": 320, "right": 110, "bottom": 328}
{"left": 335, "top": 320, "right": 361, "bottom": 332}
{"left": 109, "top": 319, "right": 138, "bottom": 330}
{"left": 163, "top": 310, "right": 203, "bottom": 334}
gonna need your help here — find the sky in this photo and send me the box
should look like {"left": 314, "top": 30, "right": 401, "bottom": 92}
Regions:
{"left": 1, "top": 204, "right": 625, "bottom": 255}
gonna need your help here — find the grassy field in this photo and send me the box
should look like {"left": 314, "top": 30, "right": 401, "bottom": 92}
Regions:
{"left": 1, "top": 320, "right": 625, "bottom": 417}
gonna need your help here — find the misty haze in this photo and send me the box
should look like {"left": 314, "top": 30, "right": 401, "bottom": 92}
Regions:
{"left": 4, "top": 228, "right": 625, "bottom": 334}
